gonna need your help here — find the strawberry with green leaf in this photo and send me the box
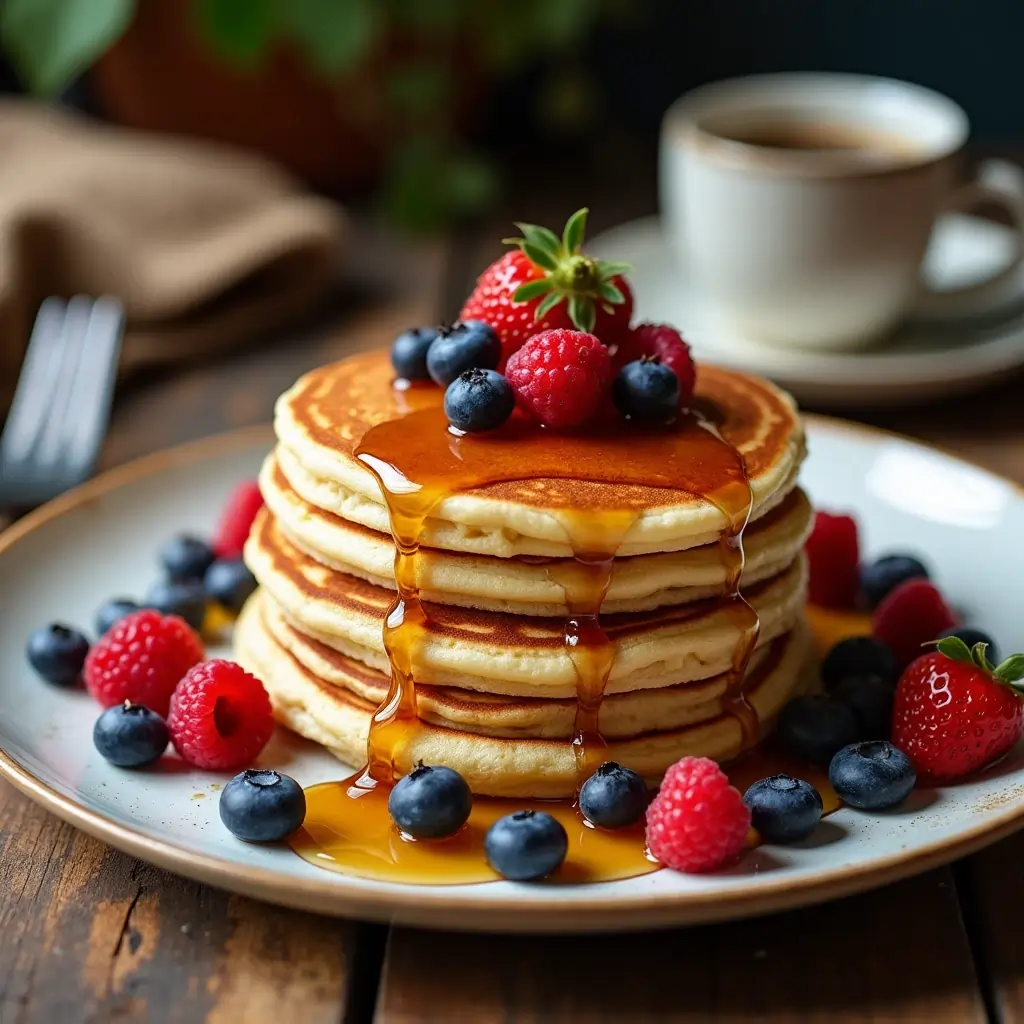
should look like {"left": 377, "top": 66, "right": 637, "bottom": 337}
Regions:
{"left": 459, "top": 208, "right": 633, "bottom": 366}
{"left": 892, "top": 636, "right": 1024, "bottom": 783}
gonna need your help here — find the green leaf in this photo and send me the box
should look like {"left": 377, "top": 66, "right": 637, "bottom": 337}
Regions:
{"left": 935, "top": 636, "right": 976, "bottom": 665}
{"left": 0, "top": 0, "right": 134, "bottom": 97}
{"left": 596, "top": 259, "right": 633, "bottom": 279}
{"left": 534, "top": 291, "right": 564, "bottom": 320}
{"left": 443, "top": 151, "right": 498, "bottom": 217}
{"left": 599, "top": 282, "right": 625, "bottom": 304}
{"left": 513, "top": 279, "right": 555, "bottom": 303}
{"left": 282, "top": 0, "right": 378, "bottom": 76}
{"left": 514, "top": 223, "right": 562, "bottom": 258}
{"left": 194, "top": 0, "right": 276, "bottom": 69}
{"left": 994, "top": 654, "right": 1024, "bottom": 684}
{"left": 562, "top": 208, "right": 588, "bottom": 253}
{"left": 523, "top": 242, "right": 559, "bottom": 272}
{"left": 568, "top": 295, "right": 595, "bottom": 333}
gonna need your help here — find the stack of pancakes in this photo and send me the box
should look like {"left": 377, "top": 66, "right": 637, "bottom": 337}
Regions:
{"left": 236, "top": 351, "right": 814, "bottom": 798}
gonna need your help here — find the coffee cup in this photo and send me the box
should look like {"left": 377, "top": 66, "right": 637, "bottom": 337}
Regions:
{"left": 660, "top": 73, "right": 1024, "bottom": 350}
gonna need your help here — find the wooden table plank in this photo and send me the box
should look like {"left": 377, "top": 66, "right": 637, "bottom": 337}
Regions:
{"left": 376, "top": 868, "right": 986, "bottom": 1023}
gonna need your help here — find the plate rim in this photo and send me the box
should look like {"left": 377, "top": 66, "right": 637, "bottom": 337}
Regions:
{"left": 2, "top": 418, "right": 1023, "bottom": 933}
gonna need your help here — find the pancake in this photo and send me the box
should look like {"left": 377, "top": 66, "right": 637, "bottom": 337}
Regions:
{"left": 258, "top": 590, "right": 790, "bottom": 739}
{"left": 236, "top": 593, "right": 814, "bottom": 798}
{"left": 245, "top": 508, "right": 808, "bottom": 698}
{"left": 261, "top": 451, "right": 814, "bottom": 615}
{"left": 273, "top": 351, "right": 805, "bottom": 558}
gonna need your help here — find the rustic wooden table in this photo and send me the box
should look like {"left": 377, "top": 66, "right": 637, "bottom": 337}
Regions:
{"left": 3, "top": 190, "right": 1024, "bottom": 1023}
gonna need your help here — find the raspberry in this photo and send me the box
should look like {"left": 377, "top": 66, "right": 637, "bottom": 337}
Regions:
{"left": 504, "top": 329, "right": 611, "bottom": 429}
{"left": 806, "top": 511, "right": 860, "bottom": 608}
{"left": 84, "top": 610, "right": 204, "bottom": 715}
{"left": 646, "top": 756, "right": 751, "bottom": 873}
{"left": 167, "top": 660, "right": 274, "bottom": 770}
{"left": 873, "top": 578, "right": 957, "bottom": 670}
{"left": 614, "top": 324, "right": 696, "bottom": 407}
{"left": 213, "top": 481, "right": 264, "bottom": 559}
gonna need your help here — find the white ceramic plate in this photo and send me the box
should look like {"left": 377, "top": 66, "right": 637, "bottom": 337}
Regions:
{"left": 589, "top": 214, "right": 1024, "bottom": 408}
{"left": 1, "top": 422, "right": 1023, "bottom": 933}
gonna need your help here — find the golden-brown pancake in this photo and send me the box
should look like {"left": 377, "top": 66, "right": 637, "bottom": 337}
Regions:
{"left": 244, "top": 508, "right": 808, "bottom": 698}
{"left": 273, "top": 351, "right": 805, "bottom": 558}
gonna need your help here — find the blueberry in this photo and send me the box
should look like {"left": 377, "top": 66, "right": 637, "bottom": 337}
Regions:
{"left": 821, "top": 636, "right": 896, "bottom": 690}
{"left": 95, "top": 598, "right": 141, "bottom": 637}
{"left": 204, "top": 558, "right": 257, "bottom": 613}
{"left": 93, "top": 701, "right": 169, "bottom": 768}
{"left": 829, "top": 740, "right": 916, "bottom": 810}
{"left": 159, "top": 534, "right": 215, "bottom": 583}
{"left": 942, "top": 626, "right": 999, "bottom": 664}
{"left": 832, "top": 673, "right": 894, "bottom": 740}
{"left": 485, "top": 809, "right": 568, "bottom": 881}
{"left": 743, "top": 775, "right": 823, "bottom": 843}
{"left": 145, "top": 579, "right": 207, "bottom": 631}
{"left": 390, "top": 326, "right": 440, "bottom": 380}
{"left": 220, "top": 769, "right": 307, "bottom": 842}
{"left": 578, "top": 761, "right": 648, "bottom": 829}
{"left": 612, "top": 360, "right": 680, "bottom": 424}
{"left": 861, "top": 554, "right": 929, "bottom": 609}
{"left": 26, "top": 623, "right": 89, "bottom": 687}
{"left": 388, "top": 764, "right": 472, "bottom": 839}
{"left": 444, "top": 369, "right": 515, "bottom": 433}
{"left": 426, "top": 321, "right": 501, "bottom": 387}
{"left": 777, "top": 694, "right": 859, "bottom": 766}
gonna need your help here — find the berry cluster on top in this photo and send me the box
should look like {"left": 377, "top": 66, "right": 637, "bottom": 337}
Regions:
{"left": 390, "top": 209, "right": 697, "bottom": 433}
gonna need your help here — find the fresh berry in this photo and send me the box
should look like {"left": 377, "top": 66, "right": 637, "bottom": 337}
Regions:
{"left": 612, "top": 359, "right": 681, "bottom": 424}
{"left": 829, "top": 741, "right": 916, "bottom": 809}
{"left": 390, "top": 326, "right": 439, "bottom": 381}
{"left": 145, "top": 579, "right": 207, "bottom": 632}
{"left": 26, "top": 623, "right": 89, "bottom": 687}
{"left": 505, "top": 329, "right": 611, "bottom": 430}
{"left": 943, "top": 626, "right": 999, "bottom": 665}
{"left": 776, "top": 694, "right": 859, "bottom": 766}
{"left": 167, "top": 660, "right": 274, "bottom": 771}
{"left": 832, "top": 673, "right": 894, "bottom": 739}
{"left": 95, "top": 598, "right": 141, "bottom": 638}
{"left": 485, "top": 810, "right": 568, "bottom": 881}
{"left": 614, "top": 324, "right": 696, "bottom": 408}
{"left": 203, "top": 558, "right": 257, "bottom": 614}
{"left": 213, "top": 480, "right": 264, "bottom": 560}
{"left": 892, "top": 637, "right": 1024, "bottom": 783}
{"left": 159, "top": 534, "right": 215, "bottom": 583}
{"left": 861, "top": 553, "right": 930, "bottom": 609}
{"left": 578, "top": 761, "right": 648, "bottom": 829}
{"left": 459, "top": 208, "right": 633, "bottom": 365}
{"left": 220, "top": 769, "right": 306, "bottom": 842}
{"left": 646, "top": 756, "right": 750, "bottom": 873}
{"left": 821, "top": 636, "right": 896, "bottom": 689}
{"left": 84, "top": 610, "right": 204, "bottom": 715}
{"left": 388, "top": 764, "right": 473, "bottom": 839}
{"left": 742, "top": 775, "right": 823, "bottom": 843}
{"left": 806, "top": 511, "right": 860, "bottom": 609}
{"left": 93, "top": 701, "right": 169, "bottom": 768}
{"left": 426, "top": 321, "right": 501, "bottom": 388}
{"left": 873, "top": 578, "right": 957, "bottom": 669}
{"left": 444, "top": 369, "right": 515, "bottom": 433}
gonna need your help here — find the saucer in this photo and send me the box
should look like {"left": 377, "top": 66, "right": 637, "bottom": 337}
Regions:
{"left": 589, "top": 214, "right": 1024, "bottom": 408}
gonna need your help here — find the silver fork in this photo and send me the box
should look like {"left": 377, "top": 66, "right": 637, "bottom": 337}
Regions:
{"left": 0, "top": 296, "right": 125, "bottom": 508}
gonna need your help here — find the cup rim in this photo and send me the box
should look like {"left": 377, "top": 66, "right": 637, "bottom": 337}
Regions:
{"left": 663, "top": 72, "right": 970, "bottom": 178}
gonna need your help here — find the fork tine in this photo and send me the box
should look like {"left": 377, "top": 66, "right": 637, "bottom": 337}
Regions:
{"left": 0, "top": 299, "right": 68, "bottom": 467}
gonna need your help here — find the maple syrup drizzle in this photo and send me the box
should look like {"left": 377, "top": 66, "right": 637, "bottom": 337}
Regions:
{"left": 289, "top": 398, "right": 766, "bottom": 884}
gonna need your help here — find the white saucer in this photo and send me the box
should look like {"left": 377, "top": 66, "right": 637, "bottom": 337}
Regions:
{"left": 589, "top": 214, "right": 1024, "bottom": 408}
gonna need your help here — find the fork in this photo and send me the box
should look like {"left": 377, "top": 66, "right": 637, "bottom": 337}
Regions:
{"left": 0, "top": 296, "right": 125, "bottom": 508}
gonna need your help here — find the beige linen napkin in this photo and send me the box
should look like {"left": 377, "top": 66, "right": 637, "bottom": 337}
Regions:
{"left": 0, "top": 99, "right": 346, "bottom": 410}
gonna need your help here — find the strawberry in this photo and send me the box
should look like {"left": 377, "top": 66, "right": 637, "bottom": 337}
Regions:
{"left": 459, "top": 208, "right": 633, "bottom": 366}
{"left": 892, "top": 636, "right": 1024, "bottom": 784}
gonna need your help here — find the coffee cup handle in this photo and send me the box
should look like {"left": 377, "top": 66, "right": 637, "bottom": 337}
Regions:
{"left": 915, "top": 159, "right": 1024, "bottom": 319}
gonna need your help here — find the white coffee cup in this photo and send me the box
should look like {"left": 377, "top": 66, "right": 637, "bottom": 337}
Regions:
{"left": 660, "top": 73, "right": 1024, "bottom": 350}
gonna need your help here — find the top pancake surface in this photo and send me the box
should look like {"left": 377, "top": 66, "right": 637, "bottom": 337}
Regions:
{"left": 275, "top": 350, "right": 804, "bottom": 551}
